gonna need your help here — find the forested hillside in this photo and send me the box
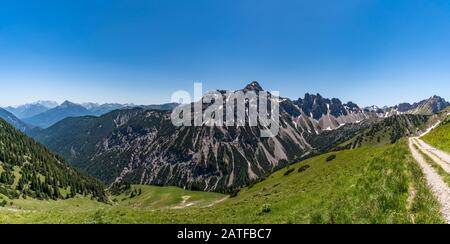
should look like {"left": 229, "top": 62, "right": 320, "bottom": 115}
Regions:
{"left": 0, "top": 118, "right": 106, "bottom": 203}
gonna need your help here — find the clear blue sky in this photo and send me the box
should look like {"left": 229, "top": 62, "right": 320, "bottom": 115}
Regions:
{"left": 1, "top": 0, "right": 450, "bottom": 107}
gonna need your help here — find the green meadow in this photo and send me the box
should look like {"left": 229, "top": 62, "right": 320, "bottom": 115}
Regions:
{"left": 0, "top": 140, "right": 443, "bottom": 224}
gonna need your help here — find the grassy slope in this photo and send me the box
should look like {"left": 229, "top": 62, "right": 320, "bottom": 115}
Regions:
{"left": 422, "top": 116, "right": 450, "bottom": 153}
{"left": 0, "top": 185, "right": 225, "bottom": 223}
{"left": 112, "top": 185, "right": 226, "bottom": 210}
{"left": 0, "top": 139, "right": 443, "bottom": 224}
{"left": 335, "top": 115, "right": 429, "bottom": 150}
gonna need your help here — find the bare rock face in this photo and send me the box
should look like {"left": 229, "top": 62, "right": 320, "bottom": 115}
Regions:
{"left": 281, "top": 93, "right": 378, "bottom": 133}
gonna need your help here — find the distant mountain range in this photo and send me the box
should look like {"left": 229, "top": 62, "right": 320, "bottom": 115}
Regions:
{"left": 23, "top": 101, "right": 95, "bottom": 129}
{"left": 3, "top": 101, "right": 179, "bottom": 129}
{"left": 82, "top": 103, "right": 135, "bottom": 116}
{"left": 3, "top": 90, "right": 447, "bottom": 130}
{"left": 28, "top": 81, "right": 450, "bottom": 191}
{"left": 5, "top": 101, "right": 58, "bottom": 119}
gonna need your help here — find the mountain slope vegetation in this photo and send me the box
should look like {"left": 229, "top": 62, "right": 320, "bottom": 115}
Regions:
{"left": 422, "top": 115, "right": 450, "bottom": 153}
{"left": 0, "top": 118, "right": 106, "bottom": 202}
{"left": 304, "top": 114, "right": 429, "bottom": 156}
{"left": 0, "top": 139, "right": 443, "bottom": 223}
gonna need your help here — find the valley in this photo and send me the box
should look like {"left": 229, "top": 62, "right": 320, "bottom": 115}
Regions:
{"left": 1, "top": 83, "right": 449, "bottom": 224}
{"left": 3, "top": 0, "right": 450, "bottom": 228}
{"left": 22, "top": 83, "right": 444, "bottom": 193}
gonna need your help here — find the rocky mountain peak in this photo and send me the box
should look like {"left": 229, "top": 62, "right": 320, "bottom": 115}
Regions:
{"left": 293, "top": 93, "right": 358, "bottom": 120}
{"left": 243, "top": 81, "right": 264, "bottom": 92}
{"left": 35, "top": 100, "right": 59, "bottom": 109}
{"left": 60, "top": 100, "right": 78, "bottom": 107}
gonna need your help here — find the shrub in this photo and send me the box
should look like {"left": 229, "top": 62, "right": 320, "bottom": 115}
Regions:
{"left": 298, "top": 165, "right": 310, "bottom": 173}
{"left": 259, "top": 204, "right": 271, "bottom": 214}
{"left": 129, "top": 188, "right": 141, "bottom": 198}
{"left": 109, "top": 181, "right": 132, "bottom": 195}
{"left": 283, "top": 168, "right": 295, "bottom": 176}
{"left": 326, "top": 155, "right": 336, "bottom": 162}
{"left": 229, "top": 188, "right": 240, "bottom": 198}
{"left": 247, "top": 177, "right": 266, "bottom": 189}
{"left": 310, "top": 212, "right": 325, "bottom": 224}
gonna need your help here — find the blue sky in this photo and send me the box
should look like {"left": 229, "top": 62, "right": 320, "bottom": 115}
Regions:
{"left": 1, "top": 0, "right": 450, "bottom": 107}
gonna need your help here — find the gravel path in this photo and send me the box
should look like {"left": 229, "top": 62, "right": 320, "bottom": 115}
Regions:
{"left": 412, "top": 138, "right": 450, "bottom": 174}
{"left": 204, "top": 196, "right": 229, "bottom": 208}
{"left": 409, "top": 138, "right": 450, "bottom": 223}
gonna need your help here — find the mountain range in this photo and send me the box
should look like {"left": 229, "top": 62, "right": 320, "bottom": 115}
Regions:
{"left": 2, "top": 101, "right": 179, "bottom": 129}
{"left": 82, "top": 103, "right": 135, "bottom": 116}
{"left": 1, "top": 82, "right": 449, "bottom": 224}
{"left": 5, "top": 101, "right": 58, "bottom": 119}
{"left": 2, "top": 84, "right": 446, "bottom": 131}
{"left": 365, "top": 95, "right": 450, "bottom": 117}
{"left": 27, "top": 81, "right": 450, "bottom": 192}
{"left": 1, "top": 81, "right": 449, "bottom": 192}
{"left": 30, "top": 99, "right": 312, "bottom": 190}
{"left": 23, "top": 101, "right": 94, "bottom": 129}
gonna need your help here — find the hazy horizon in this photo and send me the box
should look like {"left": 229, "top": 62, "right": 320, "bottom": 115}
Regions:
{"left": 1, "top": 0, "right": 450, "bottom": 107}
{"left": 1, "top": 82, "right": 446, "bottom": 109}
